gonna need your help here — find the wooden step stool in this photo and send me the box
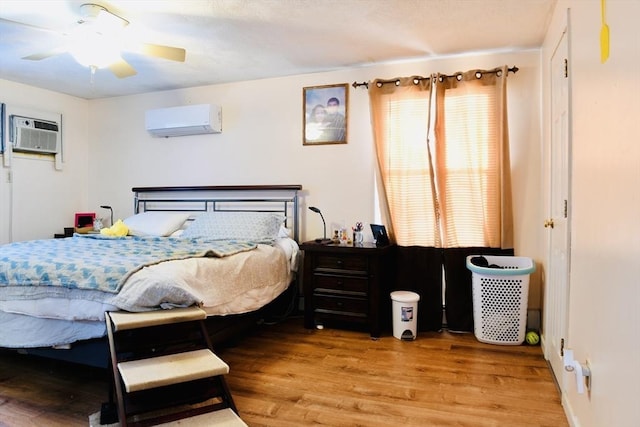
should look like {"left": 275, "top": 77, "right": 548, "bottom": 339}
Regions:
{"left": 105, "top": 307, "right": 246, "bottom": 426}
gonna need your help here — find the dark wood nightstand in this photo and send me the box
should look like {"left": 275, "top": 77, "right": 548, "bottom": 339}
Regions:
{"left": 300, "top": 241, "right": 393, "bottom": 338}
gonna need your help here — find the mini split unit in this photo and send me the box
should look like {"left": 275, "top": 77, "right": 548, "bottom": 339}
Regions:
{"left": 145, "top": 104, "right": 222, "bottom": 137}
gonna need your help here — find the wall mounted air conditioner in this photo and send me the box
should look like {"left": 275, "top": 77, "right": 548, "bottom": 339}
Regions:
{"left": 145, "top": 104, "right": 222, "bottom": 137}
{"left": 10, "top": 115, "right": 60, "bottom": 154}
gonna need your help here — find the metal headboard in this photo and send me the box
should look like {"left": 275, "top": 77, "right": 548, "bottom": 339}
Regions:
{"left": 131, "top": 185, "right": 303, "bottom": 242}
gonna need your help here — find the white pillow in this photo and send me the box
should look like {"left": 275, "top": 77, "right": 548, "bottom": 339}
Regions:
{"left": 181, "top": 211, "right": 284, "bottom": 244}
{"left": 123, "top": 212, "right": 191, "bottom": 237}
{"left": 278, "top": 225, "right": 291, "bottom": 238}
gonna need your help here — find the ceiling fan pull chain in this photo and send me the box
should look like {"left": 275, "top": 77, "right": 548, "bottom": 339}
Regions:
{"left": 90, "top": 64, "right": 97, "bottom": 85}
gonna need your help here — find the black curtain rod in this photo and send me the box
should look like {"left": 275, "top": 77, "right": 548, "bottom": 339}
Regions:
{"left": 352, "top": 65, "right": 519, "bottom": 89}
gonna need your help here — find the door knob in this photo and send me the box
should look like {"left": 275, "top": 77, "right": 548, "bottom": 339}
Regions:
{"left": 544, "top": 219, "right": 555, "bottom": 228}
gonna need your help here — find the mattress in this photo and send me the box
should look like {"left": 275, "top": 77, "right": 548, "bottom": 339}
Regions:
{"left": 0, "top": 238, "right": 298, "bottom": 348}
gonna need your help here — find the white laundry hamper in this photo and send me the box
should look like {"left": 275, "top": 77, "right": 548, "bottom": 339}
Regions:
{"left": 466, "top": 255, "right": 536, "bottom": 345}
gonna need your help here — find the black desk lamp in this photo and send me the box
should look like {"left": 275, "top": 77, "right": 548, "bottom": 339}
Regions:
{"left": 308, "top": 206, "right": 332, "bottom": 244}
{"left": 100, "top": 205, "right": 114, "bottom": 227}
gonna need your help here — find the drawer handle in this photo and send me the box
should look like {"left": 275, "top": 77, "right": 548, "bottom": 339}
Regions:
{"left": 336, "top": 260, "right": 344, "bottom": 267}
{"left": 336, "top": 301, "right": 344, "bottom": 307}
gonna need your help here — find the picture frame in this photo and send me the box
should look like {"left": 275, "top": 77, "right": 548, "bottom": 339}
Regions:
{"left": 303, "top": 83, "right": 348, "bottom": 145}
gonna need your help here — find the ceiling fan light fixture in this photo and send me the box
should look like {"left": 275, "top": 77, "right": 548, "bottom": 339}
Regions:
{"left": 69, "top": 33, "right": 121, "bottom": 68}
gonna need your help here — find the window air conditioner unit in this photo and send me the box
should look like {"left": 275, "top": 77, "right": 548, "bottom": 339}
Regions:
{"left": 145, "top": 104, "right": 222, "bottom": 137}
{"left": 10, "top": 115, "right": 60, "bottom": 154}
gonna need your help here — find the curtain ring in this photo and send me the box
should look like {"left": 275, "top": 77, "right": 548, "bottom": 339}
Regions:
{"left": 496, "top": 69, "right": 503, "bottom": 77}
{"left": 456, "top": 74, "right": 463, "bottom": 81}
{"left": 395, "top": 80, "right": 400, "bottom": 86}
{"left": 413, "top": 78, "right": 420, "bottom": 85}
{"left": 376, "top": 81, "right": 383, "bottom": 88}
{"left": 475, "top": 71, "right": 482, "bottom": 79}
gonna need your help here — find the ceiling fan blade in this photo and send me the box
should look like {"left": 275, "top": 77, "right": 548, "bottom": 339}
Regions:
{"left": 109, "top": 58, "right": 137, "bottom": 78}
{"left": 130, "top": 43, "right": 186, "bottom": 62}
{"left": 22, "top": 46, "right": 67, "bottom": 61}
{"left": 0, "top": 17, "right": 62, "bottom": 34}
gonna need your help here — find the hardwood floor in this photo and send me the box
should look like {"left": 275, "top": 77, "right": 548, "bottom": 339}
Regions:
{"left": 0, "top": 317, "right": 567, "bottom": 426}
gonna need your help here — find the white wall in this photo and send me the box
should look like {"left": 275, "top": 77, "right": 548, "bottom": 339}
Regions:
{"left": 0, "top": 80, "right": 89, "bottom": 243}
{"left": 542, "top": 1, "right": 640, "bottom": 426}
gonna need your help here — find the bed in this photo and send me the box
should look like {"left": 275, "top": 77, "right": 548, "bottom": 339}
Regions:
{"left": 0, "top": 185, "right": 302, "bottom": 367}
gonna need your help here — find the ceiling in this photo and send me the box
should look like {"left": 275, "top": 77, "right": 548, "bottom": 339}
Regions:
{"left": 0, "top": 0, "right": 557, "bottom": 100}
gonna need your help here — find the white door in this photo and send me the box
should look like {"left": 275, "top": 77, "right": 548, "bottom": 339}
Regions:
{"left": 544, "top": 28, "right": 571, "bottom": 383}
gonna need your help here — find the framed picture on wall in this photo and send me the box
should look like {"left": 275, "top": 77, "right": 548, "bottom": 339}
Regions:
{"left": 303, "top": 83, "right": 348, "bottom": 145}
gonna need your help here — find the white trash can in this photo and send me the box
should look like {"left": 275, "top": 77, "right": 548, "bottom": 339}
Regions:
{"left": 390, "top": 291, "right": 420, "bottom": 340}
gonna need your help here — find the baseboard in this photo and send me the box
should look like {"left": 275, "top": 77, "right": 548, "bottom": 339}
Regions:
{"left": 562, "top": 392, "right": 581, "bottom": 427}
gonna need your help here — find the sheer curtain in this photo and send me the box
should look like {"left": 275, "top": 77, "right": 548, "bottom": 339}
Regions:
{"left": 368, "top": 66, "right": 514, "bottom": 331}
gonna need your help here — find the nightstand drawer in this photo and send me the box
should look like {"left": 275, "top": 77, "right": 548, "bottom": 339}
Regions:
{"left": 314, "top": 254, "right": 367, "bottom": 272}
{"left": 313, "top": 274, "right": 368, "bottom": 295}
{"left": 314, "top": 295, "right": 368, "bottom": 316}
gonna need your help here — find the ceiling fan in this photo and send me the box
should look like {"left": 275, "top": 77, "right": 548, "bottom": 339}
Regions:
{"left": 14, "top": 3, "right": 186, "bottom": 79}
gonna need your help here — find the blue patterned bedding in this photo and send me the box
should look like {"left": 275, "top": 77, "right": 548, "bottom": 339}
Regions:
{"left": 0, "top": 235, "right": 257, "bottom": 294}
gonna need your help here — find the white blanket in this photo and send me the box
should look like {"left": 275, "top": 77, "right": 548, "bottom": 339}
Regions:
{"left": 111, "top": 243, "right": 292, "bottom": 314}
